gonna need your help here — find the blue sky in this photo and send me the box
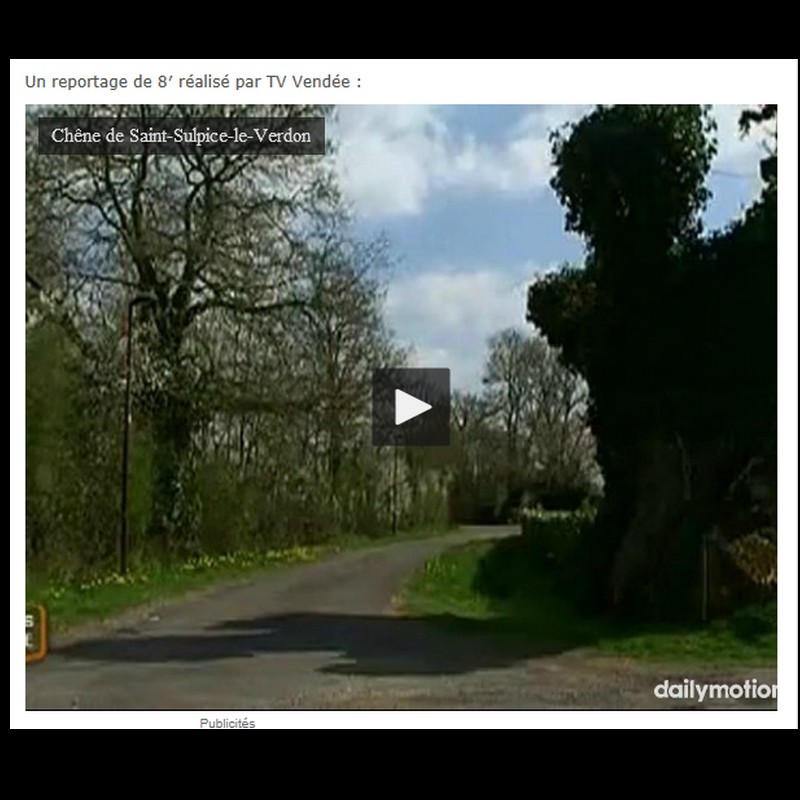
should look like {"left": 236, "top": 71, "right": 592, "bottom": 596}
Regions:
{"left": 333, "top": 105, "right": 768, "bottom": 390}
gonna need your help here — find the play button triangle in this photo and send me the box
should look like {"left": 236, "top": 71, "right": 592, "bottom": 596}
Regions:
{"left": 395, "top": 389, "right": 432, "bottom": 425}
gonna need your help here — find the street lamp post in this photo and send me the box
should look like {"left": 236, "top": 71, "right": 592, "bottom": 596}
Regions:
{"left": 392, "top": 446, "right": 398, "bottom": 536}
{"left": 119, "top": 294, "right": 155, "bottom": 575}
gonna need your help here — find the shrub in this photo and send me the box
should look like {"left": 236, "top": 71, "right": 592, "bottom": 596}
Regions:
{"left": 519, "top": 506, "right": 596, "bottom": 567}
{"left": 729, "top": 601, "right": 777, "bottom": 642}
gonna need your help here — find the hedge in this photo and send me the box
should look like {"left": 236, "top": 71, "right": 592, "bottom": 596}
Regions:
{"left": 519, "top": 506, "right": 596, "bottom": 566}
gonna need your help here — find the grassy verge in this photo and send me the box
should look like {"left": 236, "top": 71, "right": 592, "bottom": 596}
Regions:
{"left": 401, "top": 538, "right": 777, "bottom": 665}
{"left": 27, "top": 525, "right": 455, "bottom": 634}
{"left": 26, "top": 547, "right": 328, "bottom": 633}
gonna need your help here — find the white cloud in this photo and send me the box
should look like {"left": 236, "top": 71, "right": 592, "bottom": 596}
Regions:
{"left": 368, "top": 107, "right": 772, "bottom": 390}
{"left": 335, "top": 105, "right": 771, "bottom": 219}
{"left": 334, "top": 106, "right": 442, "bottom": 216}
{"left": 385, "top": 263, "right": 552, "bottom": 390}
{"left": 335, "top": 106, "right": 590, "bottom": 218}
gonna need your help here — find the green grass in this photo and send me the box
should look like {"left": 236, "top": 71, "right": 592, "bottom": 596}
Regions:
{"left": 401, "top": 539, "right": 777, "bottom": 665}
{"left": 26, "top": 546, "right": 329, "bottom": 633}
{"left": 27, "top": 524, "right": 457, "bottom": 633}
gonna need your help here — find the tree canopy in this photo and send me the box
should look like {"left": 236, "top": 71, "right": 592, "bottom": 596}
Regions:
{"left": 528, "top": 104, "right": 777, "bottom": 618}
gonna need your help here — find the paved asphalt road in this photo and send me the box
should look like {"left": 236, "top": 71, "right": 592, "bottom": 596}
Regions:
{"left": 26, "top": 526, "right": 777, "bottom": 711}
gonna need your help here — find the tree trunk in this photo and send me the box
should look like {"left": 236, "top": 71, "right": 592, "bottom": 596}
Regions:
{"left": 608, "top": 435, "right": 691, "bottom": 617}
{"left": 148, "top": 387, "right": 193, "bottom": 555}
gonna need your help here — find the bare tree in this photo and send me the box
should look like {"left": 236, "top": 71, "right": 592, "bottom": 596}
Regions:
{"left": 478, "top": 328, "right": 598, "bottom": 513}
{"left": 483, "top": 329, "right": 530, "bottom": 475}
{"left": 31, "top": 104, "right": 340, "bottom": 547}
{"left": 519, "top": 338, "right": 596, "bottom": 498}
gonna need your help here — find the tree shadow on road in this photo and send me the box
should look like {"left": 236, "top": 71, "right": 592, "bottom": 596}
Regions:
{"left": 51, "top": 612, "right": 583, "bottom": 676}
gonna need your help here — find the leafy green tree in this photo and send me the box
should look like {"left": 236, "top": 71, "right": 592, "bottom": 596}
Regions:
{"left": 529, "top": 105, "right": 775, "bottom": 617}
{"left": 740, "top": 104, "right": 777, "bottom": 187}
{"left": 551, "top": 105, "right": 716, "bottom": 261}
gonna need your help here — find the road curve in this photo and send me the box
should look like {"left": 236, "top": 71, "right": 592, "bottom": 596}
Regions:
{"left": 26, "top": 526, "right": 777, "bottom": 710}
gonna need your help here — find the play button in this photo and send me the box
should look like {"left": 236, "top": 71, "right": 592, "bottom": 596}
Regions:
{"left": 372, "top": 368, "right": 450, "bottom": 446}
{"left": 395, "top": 389, "right": 432, "bottom": 425}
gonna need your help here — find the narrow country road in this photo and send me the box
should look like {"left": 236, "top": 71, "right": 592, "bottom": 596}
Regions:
{"left": 26, "top": 526, "right": 777, "bottom": 710}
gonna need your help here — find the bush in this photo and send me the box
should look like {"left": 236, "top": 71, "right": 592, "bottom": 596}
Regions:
{"left": 519, "top": 506, "right": 596, "bottom": 567}
{"left": 729, "top": 601, "right": 777, "bottom": 642}
{"left": 26, "top": 321, "right": 121, "bottom": 579}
